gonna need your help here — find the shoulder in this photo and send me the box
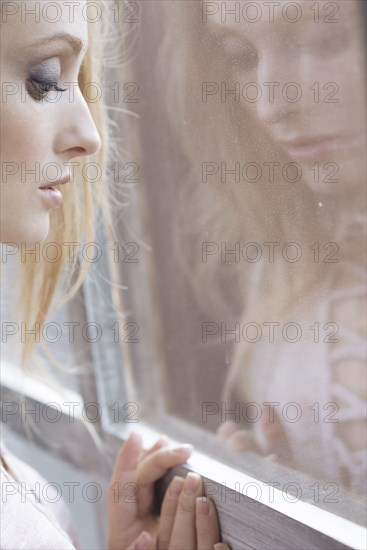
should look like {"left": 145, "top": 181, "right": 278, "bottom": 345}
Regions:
{"left": 1, "top": 441, "right": 80, "bottom": 549}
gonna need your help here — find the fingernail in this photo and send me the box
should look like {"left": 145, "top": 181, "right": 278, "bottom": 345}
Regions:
{"left": 196, "top": 496, "right": 209, "bottom": 515}
{"left": 157, "top": 435, "right": 169, "bottom": 446}
{"left": 133, "top": 531, "right": 151, "bottom": 550}
{"left": 169, "top": 476, "right": 184, "bottom": 497}
{"left": 214, "top": 544, "right": 228, "bottom": 550}
{"left": 184, "top": 472, "right": 201, "bottom": 495}
{"left": 174, "top": 444, "right": 193, "bottom": 453}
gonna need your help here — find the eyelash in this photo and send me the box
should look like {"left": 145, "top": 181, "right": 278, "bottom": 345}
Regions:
{"left": 27, "top": 77, "right": 68, "bottom": 101}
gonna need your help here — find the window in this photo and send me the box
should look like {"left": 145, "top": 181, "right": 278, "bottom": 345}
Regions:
{"left": 1, "top": 2, "right": 366, "bottom": 549}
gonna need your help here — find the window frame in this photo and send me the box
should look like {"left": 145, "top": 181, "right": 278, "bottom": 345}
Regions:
{"left": 1, "top": 368, "right": 366, "bottom": 550}
{"left": 1, "top": 239, "right": 366, "bottom": 549}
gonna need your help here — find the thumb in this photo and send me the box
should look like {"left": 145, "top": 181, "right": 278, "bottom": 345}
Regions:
{"left": 257, "top": 410, "right": 287, "bottom": 458}
{"left": 108, "top": 432, "right": 143, "bottom": 532}
{"left": 112, "top": 432, "right": 143, "bottom": 479}
{"left": 216, "top": 420, "right": 238, "bottom": 441}
{"left": 127, "top": 531, "right": 155, "bottom": 550}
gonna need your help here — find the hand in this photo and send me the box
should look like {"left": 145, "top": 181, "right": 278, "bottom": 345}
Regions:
{"left": 128, "top": 472, "right": 231, "bottom": 550}
{"left": 216, "top": 420, "right": 263, "bottom": 453}
{"left": 108, "top": 431, "right": 231, "bottom": 550}
{"left": 216, "top": 411, "right": 291, "bottom": 465}
{"left": 108, "top": 431, "right": 193, "bottom": 550}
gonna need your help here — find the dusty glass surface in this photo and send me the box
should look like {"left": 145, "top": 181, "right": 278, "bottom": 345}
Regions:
{"left": 105, "top": 0, "right": 366, "bottom": 521}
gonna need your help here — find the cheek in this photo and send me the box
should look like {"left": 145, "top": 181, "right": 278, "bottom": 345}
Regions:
{"left": 2, "top": 100, "right": 43, "bottom": 160}
{"left": 1, "top": 96, "right": 55, "bottom": 183}
{"left": 0, "top": 99, "right": 53, "bottom": 245}
{"left": 340, "top": 57, "right": 366, "bottom": 126}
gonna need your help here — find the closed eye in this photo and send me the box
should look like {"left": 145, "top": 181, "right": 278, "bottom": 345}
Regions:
{"left": 26, "top": 77, "right": 68, "bottom": 102}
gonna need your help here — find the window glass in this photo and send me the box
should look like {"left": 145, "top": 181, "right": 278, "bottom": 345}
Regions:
{"left": 103, "top": 0, "right": 366, "bottom": 523}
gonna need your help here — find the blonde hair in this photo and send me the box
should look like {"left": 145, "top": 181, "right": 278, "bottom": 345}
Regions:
{"left": 2, "top": 1, "right": 125, "bottom": 458}
{"left": 17, "top": 13, "right": 108, "bottom": 372}
{"left": 155, "top": 2, "right": 334, "bottom": 403}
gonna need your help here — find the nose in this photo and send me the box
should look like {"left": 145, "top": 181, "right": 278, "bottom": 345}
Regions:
{"left": 54, "top": 89, "right": 102, "bottom": 159}
{"left": 254, "top": 55, "right": 302, "bottom": 127}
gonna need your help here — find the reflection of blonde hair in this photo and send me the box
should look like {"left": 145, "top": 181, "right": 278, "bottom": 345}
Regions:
{"left": 156, "top": 2, "right": 331, "bottom": 403}
{"left": 17, "top": 4, "right": 110, "bottom": 372}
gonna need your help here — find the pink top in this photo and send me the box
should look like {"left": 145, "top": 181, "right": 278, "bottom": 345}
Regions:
{"left": 0, "top": 438, "right": 80, "bottom": 550}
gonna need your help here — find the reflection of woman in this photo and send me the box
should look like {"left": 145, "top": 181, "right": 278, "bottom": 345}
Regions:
{"left": 0, "top": 2, "right": 230, "bottom": 549}
{"left": 159, "top": 0, "right": 366, "bottom": 495}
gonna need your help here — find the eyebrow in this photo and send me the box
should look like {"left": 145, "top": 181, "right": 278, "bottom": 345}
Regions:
{"left": 22, "top": 32, "right": 88, "bottom": 55}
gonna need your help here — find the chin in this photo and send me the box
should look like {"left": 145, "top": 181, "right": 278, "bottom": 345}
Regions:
{"left": 2, "top": 219, "right": 51, "bottom": 248}
{"left": 29, "top": 221, "right": 51, "bottom": 247}
{"left": 303, "top": 159, "right": 361, "bottom": 196}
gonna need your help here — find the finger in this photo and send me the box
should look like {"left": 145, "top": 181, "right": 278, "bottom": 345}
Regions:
{"left": 136, "top": 444, "right": 192, "bottom": 517}
{"left": 126, "top": 531, "right": 154, "bottom": 550}
{"left": 214, "top": 544, "right": 232, "bottom": 550}
{"left": 109, "top": 432, "right": 143, "bottom": 530}
{"left": 196, "top": 497, "right": 220, "bottom": 550}
{"left": 141, "top": 435, "right": 170, "bottom": 461}
{"left": 260, "top": 412, "right": 289, "bottom": 461}
{"left": 169, "top": 472, "right": 203, "bottom": 549}
{"left": 157, "top": 476, "right": 184, "bottom": 550}
{"left": 136, "top": 444, "right": 193, "bottom": 485}
{"left": 225, "top": 431, "right": 262, "bottom": 453}
{"left": 216, "top": 421, "right": 238, "bottom": 441}
{"left": 111, "top": 432, "right": 143, "bottom": 481}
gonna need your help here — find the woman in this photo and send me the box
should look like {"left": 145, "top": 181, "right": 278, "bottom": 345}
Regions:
{"left": 0, "top": 1, "right": 231, "bottom": 549}
{"left": 154, "top": 0, "right": 366, "bottom": 497}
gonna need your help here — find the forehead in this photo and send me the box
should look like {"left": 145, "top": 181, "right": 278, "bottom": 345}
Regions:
{"left": 204, "top": 0, "right": 358, "bottom": 43}
{"left": 1, "top": 0, "right": 88, "bottom": 50}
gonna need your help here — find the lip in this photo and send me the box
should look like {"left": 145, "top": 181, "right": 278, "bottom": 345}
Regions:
{"left": 279, "top": 135, "right": 342, "bottom": 161}
{"left": 38, "top": 187, "right": 63, "bottom": 208}
{"left": 38, "top": 174, "right": 70, "bottom": 209}
{"left": 39, "top": 174, "right": 71, "bottom": 189}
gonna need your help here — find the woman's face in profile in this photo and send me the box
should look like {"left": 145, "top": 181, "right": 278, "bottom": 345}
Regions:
{"left": 0, "top": 0, "right": 101, "bottom": 246}
{"left": 206, "top": 0, "right": 366, "bottom": 194}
